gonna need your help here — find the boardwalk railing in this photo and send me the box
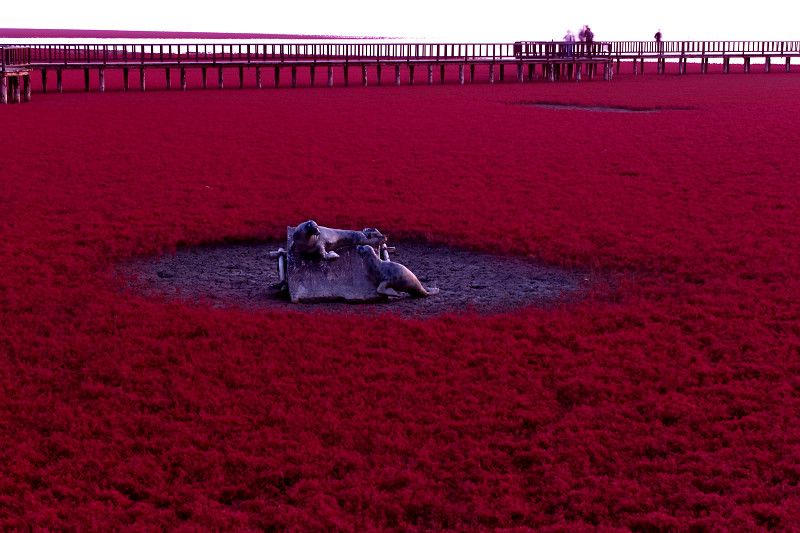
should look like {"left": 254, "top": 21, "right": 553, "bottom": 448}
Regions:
{"left": 18, "top": 42, "right": 614, "bottom": 66}
{"left": 1, "top": 46, "right": 31, "bottom": 72}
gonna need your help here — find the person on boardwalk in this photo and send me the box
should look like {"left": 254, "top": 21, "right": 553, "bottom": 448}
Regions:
{"left": 564, "top": 30, "right": 575, "bottom": 58}
{"left": 655, "top": 29, "right": 663, "bottom": 53}
{"left": 584, "top": 26, "right": 594, "bottom": 55}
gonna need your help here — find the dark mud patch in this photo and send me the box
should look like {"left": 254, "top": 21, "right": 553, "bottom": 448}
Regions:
{"left": 120, "top": 241, "right": 611, "bottom": 319}
{"left": 519, "top": 101, "right": 695, "bottom": 113}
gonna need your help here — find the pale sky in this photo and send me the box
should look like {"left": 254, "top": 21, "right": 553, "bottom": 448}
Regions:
{"left": 3, "top": 0, "right": 796, "bottom": 42}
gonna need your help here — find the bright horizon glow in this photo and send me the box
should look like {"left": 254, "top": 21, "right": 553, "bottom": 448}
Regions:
{"left": 2, "top": 0, "right": 797, "bottom": 42}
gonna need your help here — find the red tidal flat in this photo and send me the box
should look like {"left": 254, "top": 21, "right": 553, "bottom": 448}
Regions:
{"left": 1, "top": 66, "right": 800, "bottom": 531}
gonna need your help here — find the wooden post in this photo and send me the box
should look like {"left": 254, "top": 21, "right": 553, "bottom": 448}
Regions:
{"left": 310, "top": 65, "right": 315, "bottom": 87}
{"left": 489, "top": 63, "right": 494, "bottom": 84}
{"left": 409, "top": 65, "right": 414, "bottom": 85}
{"left": 256, "top": 66, "right": 262, "bottom": 88}
{"left": 292, "top": 66, "right": 297, "bottom": 88}
{"left": 24, "top": 75, "right": 31, "bottom": 102}
{"left": 328, "top": 65, "right": 333, "bottom": 87}
{"left": 723, "top": 57, "right": 730, "bottom": 73}
{"left": 765, "top": 57, "right": 771, "bottom": 73}
{"left": 528, "top": 63, "right": 535, "bottom": 80}
{"left": 459, "top": 64, "right": 464, "bottom": 85}
{"left": 576, "top": 64, "right": 582, "bottom": 82}
{"left": 395, "top": 65, "right": 401, "bottom": 86}
{"left": 633, "top": 58, "right": 638, "bottom": 75}
{"left": 274, "top": 66, "right": 280, "bottom": 87}
{"left": 376, "top": 64, "right": 382, "bottom": 86}
{"left": 517, "top": 62, "right": 523, "bottom": 83}
{"left": 165, "top": 68, "right": 170, "bottom": 90}
{"left": 440, "top": 64, "right": 445, "bottom": 84}
{"left": 427, "top": 64, "right": 433, "bottom": 85}
{"left": 362, "top": 65, "right": 367, "bottom": 87}
{"left": 181, "top": 68, "right": 187, "bottom": 90}
{"left": 99, "top": 69, "right": 105, "bottom": 92}
{"left": 344, "top": 65, "right": 349, "bottom": 86}
{"left": 84, "top": 68, "right": 90, "bottom": 91}
{"left": 202, "top": 67, "right": 208, "bottom": 89}
{"left": 122, "top": 68, "right": 128, "bottom": 91}
{"left": 239, "top": 66, "right": 244, "bottom": 88}
{"left": 57, "top": 69, "right": 63, "bottom": 93}
{"left": 499, "top": 64, "right": 504, "bottom": 82}
{"left": 41, "top": 70, "right": 47, "bottom": 93}
{"left": 140, "top": 68, "right": 146, "bottom": 91}
{"left": 470, "top": 64, "right": 475, "bottom": 83}
{"left": 0, "top": 77, "right": 7, "bottom": 104}
{"left": 218, "top": 67, "right": 224, "bottom": 89}
{"left": 786, "top": 57, "right": 791, "bottom": 73}
{"left": 13, "top": 77, "right": 21, "bottom": 103}
{"left": 744, "top": 57, "right": 750, "bottom": 73}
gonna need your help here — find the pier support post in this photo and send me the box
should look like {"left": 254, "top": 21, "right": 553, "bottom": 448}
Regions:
{"left": 786, "top": 57, "right": 791, "bottom": 73}
{"left": 328, "top": 65, "right": 334, "bottom": 87}
{"left": 57, "top": 69, "right": 63, "bottom": 93}
{"left": 376, "top": 64, "right": 381, "bottom": 86}
{"left": 181, "top": 68, "right": 187, "bottom": 90}
{"left": 362, "top": 65, "right": 368, "bottom": 86}
{"left": 239, "top": 67, "right": 244, "bottom": 88}
{"left": 744, "top": 57, "right": 751, "bottom": 73}
{"left": 344, "top": 66, "right": 349, "bottom": 86}
{"left": 99, "top": 69, "right": 105, "bottom": 92}
{"left": 218, "top": 67, "right": 224, "bottom": 89}
{"left": 165, "top": 68, "right": 170, "bottom": 90}
{"left": 500, "top": 64, "right": 504, "bottom": 82}
{"left": 440, "top": 64, "right": 445, "bottom": 84}
{"left": 576, "top": 64, "right": 582, "bottom": 82}
{"left": 256, "top": 67, "right": 261, "bottom": 88}
{"left": 723, "top": 57, "right": 730, "bottom": 73}
{"left": 84, "top": 68, "right": 90, "bottom": 91}
{"left": 517, "top": 62, "right": 523, "bottom": 83}
{"left": 202, "top": 67, "right": 208, "bottom": 89}
{"left": 427, "top": 64, "right": 433, "bottom": 85}
{"left": 24, "top": 75, "right": 31, "bottom": 101}
{"left": 0, "top": 77, "right": 6, "bottom": 104}
{"left": 632, "top": 58, "right": 638, "bottom": 75}
{"left": 395, "top": 65, "right": 400, "bottom": 86}
{"left": 528, "top": 64, "right": 535, "bottom": 80}
{"left": 122, "top": 68, "right": 128, "bottom": 91}
{"left": 459, "top": 64, "right": 464, "bottom": 84}
{"left": 489, "top": 63, "right": 494, "bottom": 84}
{"left": 13, "top": 77, "right": 21, "bottom": 103}
{"left": 409, "top": 65, "right": 414, "bottom": 85}
{"left": 292, "top": 66, "right": 297, "bottom": 88}
{"left": 548, "top": 64, "right": 554, "bottom": 82}
{"left": 41, "top": 70, "right": 47, "bottom": 93}
{"left": 310, "top": 65, "right": 316, "bottom": 87}
{"left": 140, "top": 69, "right": 146, "bottom": 91}
{"left": 765, "top": 57, "right": 770, "bottom": 73}
{"left": 274, "top": 67, "right": 280, "bottom": 87}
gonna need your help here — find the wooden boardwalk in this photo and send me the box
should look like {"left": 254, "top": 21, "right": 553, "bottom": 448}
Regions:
{"left": 2, "top": 40, "right": 798, "bottom": 102}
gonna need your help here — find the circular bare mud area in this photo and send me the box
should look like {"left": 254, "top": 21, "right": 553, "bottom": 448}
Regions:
{"left": 121, "top": 241, "right": 608, "bottom": 319}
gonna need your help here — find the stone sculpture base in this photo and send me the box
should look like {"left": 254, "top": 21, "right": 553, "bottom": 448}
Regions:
{"left": 285, "top": 226, "right": 384, "bottom": 303}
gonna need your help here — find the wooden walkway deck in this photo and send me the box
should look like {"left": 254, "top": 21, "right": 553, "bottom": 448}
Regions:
{"left": 2, "top": 40, "right": 798, "bottom": 102}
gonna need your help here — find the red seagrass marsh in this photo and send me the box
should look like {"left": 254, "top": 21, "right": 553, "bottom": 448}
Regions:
{"left": 2, "top": 60, "right": 800, "bottom": 530}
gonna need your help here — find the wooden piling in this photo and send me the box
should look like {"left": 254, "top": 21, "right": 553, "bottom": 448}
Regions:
{"left": 41, "top": 70, "right": 47, "bottom": 93}
{"left": 202, "top": 67, "right": 208, "bottom": 89}
{"left": 744, "top": 57, "right": 751, "bottom": 73}
{"left": 362, "top": 64, "right": 367, "bottom": 87}
{"left": 440, "top": 64, "right": 445, "bottom": 84}
{"left": 328, "top": 65, "right": 333, "bottom": 87}
{"left": 84, "top": 68, "right": 90, "bottom": 91}
{"left": 489, "top": 63, "right": 494, "bottom": 84}
{"left": 218, "top": 67, "right": 224, "bottom": 89}
{"left": 0, "top": 77, "right": 7, "bottom": 104}
{"left": 24, "top": 75, "right": 31, "bottom": 102}
{"left": 409, "top": 65, "right": 414, "bottom": 85}
{"left": 239, "top": 66, "right": 244, "bottom": 88}
{"left": 459, "top": 64, "right": 464, "bottom": 84}
{"left": 376, "top": 64, "right": 381, "bottom": 86}
{"left": 140, "top": 68, "right": 145, "bottom": 91}
{"left": 274, "top": 66, "right": 280, "bottom": 87}
{"left": 310, "top": 65, "right": 315, "bottom": 87}
{"left": 786, "top": 57, "right": 791, "bottom": 73}
{"left": 395, "top": 65, "right": 400, "bottom": 86}
{"left": 765, "top": 57, "right": 770, "bottom": 73}
{"left": 343, "top": 65, "right": 349, "bottom": 86}
{"left": 499, "top": 64, "right": 504, "bottom": 82}
{"left": 13, "top": 77, "right": 21, "bottom": 103}
{"left": 529, "top": 63, "right": 535, "bottom": 80}
{"left": 165, "top": 68, "right": 170, "bottom": 90}
{"left": 99, "top": 69, "right": 105, "bottom": 92}
{"left": 470, "top": 64, "right": 475, "bottom": 83}
{"left": 517, "top": 62, "right": 523, "bottom": 83}
{"left": 256, "top": 66, "right": 261, "bottom": 88}
{"left": 57, "top": 69, "right": 63, "bottom": 93}
{"left": 292, "top": 66, "right": 297, "bottom": 88}
{"left": 122, "top": 68, "right": 128, "bottom": 91}
{"left": 181, "top": 68, "right": 187, "bottom": 90}
{"left": 427, "top": 64, "right": 433, "bottom": 85}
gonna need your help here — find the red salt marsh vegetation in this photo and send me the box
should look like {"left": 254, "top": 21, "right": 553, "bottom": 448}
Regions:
{"left": 1, "top": 63, "right": 800, "bottom": 531}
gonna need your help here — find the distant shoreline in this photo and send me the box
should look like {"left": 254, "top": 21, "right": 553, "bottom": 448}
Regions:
{"left": 0, "top": 28, "right": 381, "bottom": 40}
